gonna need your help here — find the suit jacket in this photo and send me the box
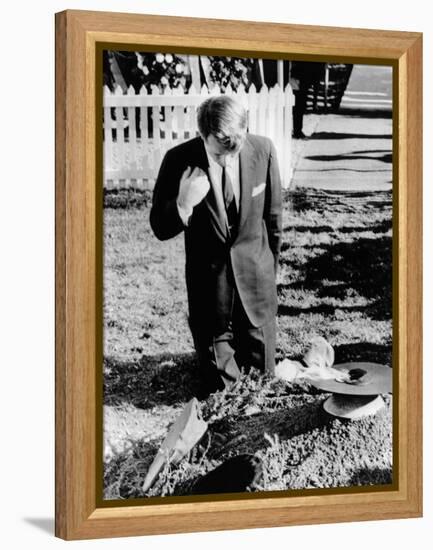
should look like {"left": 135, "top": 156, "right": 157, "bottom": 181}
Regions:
{"left": 150, "top": 134, "right": 282, "bottom": 332}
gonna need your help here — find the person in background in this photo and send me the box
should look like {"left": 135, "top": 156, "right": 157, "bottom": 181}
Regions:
{"left": 291, "top": 61, "right": 325, "bottom": 139}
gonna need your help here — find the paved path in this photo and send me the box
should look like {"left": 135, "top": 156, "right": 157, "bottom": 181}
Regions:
{"left": 291, "top": 113, "right": 392, "bottom": 191}
{"left": 291, "top": 64, "right": 393, "bottom": 192}
{"left": 340, "top": 64, "right": 392, "bottom": 112}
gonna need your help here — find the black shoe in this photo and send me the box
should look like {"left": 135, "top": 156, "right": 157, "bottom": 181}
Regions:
{"left": 190, "top": 454, "right": 263, "bottom": 495}
{"left": 194, "top": 376, "right": 224, "bottom": 401}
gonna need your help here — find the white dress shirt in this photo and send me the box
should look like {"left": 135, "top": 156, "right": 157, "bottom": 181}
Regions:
{"left": 177, "top": 146, "right": 240, "bottom": 226}
{"left": 206, "top": 149, "right": 240, "bottom": 209}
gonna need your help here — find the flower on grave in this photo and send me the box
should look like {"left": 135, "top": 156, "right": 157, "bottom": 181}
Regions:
{"left": 175, "top": 63, "right": 184, "bottom": 74}
{"left": 165, "top": 54, "right": 173, "bottom": 63}
{"left": 160, "top": 76, "right": 169, "bottom": 85}
{"left": 155, "top": 53, "right": 165, "bottom": 63}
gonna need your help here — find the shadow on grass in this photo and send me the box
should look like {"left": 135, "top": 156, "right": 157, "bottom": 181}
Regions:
{"left": 309, "top": 131, "right": 392, "bottom": 140}
{"left": 282, "top": 219, "right": 391, "bottom": 237}
{"left": 308, "top": 237, "right": 392, "bottom": 318}
{"left": 286, "top": 188, "right": 392, "bottom": 215}
{"left": 104, "top": 352, "right": 199, "bottom": 409}
{"left": 305, "top": 152, "right": 392, "bottom": 164}
{"left": 278, "top": 303, "right": 369, "bottom": 317}
{"left": 283, "top": 225, "right": 335, "bottom": 235}
{"left": 338, "top": 219, "right": 392, "bottom": 234}
{"left": 279, "top": 235, "right": 392, "bottom": 321}
{"left": 333, "top": 342, "right": 392, "bottom": 367}
{"left": 334, "top": 108, "right": 392, "bottom": 119}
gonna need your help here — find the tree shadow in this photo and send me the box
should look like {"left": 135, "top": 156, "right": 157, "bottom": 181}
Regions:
{"left": 338, "top": 219, "right": 392, "bottom": 234}
{"left": 282, "top": 219, "right": 392, "bottom": 237}
{"left": 278, "top": 303, "right": 369, "bottom": 317}
{"left": 279, "top": 188, "right": 393, "bottom": 322}
{"left": 295, "top": 168, "right": 391, "bottom": 173}
{"left": 365, "top": 200, "right": 393, "bottom": 209}
{"left": 309, "top": 236, "right": 390, "bottom": 286}
{"left": 333, "top": 342, "right": 392, "bottom": 366}
{"left": 298, "top": 236, "right": 391, "bottom": 321}
{"left": 305, "top": 152, "right": 392, "bottom": 164}
{"left": 287, "top": 188, "right": 392, "bottom": 214}
{"left": 336, "top": 108, "right": 392, "bottom": 119}
{"left": 350, "top": 149, "right": 392, "bottom": 154}
{"left": 309, "top": 132, "right": 392, "bottom": 140}
{"left": 284, "top": 225, "right": 336, "bottom": 234}
{"left": 104, "top": 352, "right": 199, "bottom": 409}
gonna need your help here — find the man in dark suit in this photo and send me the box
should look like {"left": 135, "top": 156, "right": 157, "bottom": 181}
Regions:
{"left": 150, "top": 96, "right": 282, "bottom": 396}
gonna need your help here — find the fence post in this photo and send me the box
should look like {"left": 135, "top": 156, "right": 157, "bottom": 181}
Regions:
{"left": 283, "top": 83, "right": 295, "bottom": 187}
{"left": 103, "top": 85, "right": 114, "bottom": 188}
{"left": 277, "top": 60, "right": 284, "bottom": 88}
{"left": 247, "top": 84, "right": 257, "bottom": 134}
{"left": 127, "top": 85, "right": 138, "bottom": 183}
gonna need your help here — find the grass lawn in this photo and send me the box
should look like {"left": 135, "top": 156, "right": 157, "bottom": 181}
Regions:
{"left": 103, "top": 186, "right": 393, "bottom": 500}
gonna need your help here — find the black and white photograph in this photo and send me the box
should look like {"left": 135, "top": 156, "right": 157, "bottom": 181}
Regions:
{"left": 102, "top": 51, "right": 393, "bottom": 500}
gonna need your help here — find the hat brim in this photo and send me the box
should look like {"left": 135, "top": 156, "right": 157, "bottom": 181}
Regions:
{"left": 323, "top": 394, "right": 386, "bottom": 419}
{"left": 311, "top": 362, "right": 392, "bottom": 396}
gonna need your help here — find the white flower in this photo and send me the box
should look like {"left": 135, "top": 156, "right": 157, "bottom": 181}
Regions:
{"left": 160, "top": 76, "right": 168, "bottom": 85}
{"left": 175, "top": 63, "right": 184, "bottom": 74}
{"left": 142, "top": 66, "right": 149, "bottom": 75}
{"left": 165, "top": 54, "right": 173, "bottom": 63}
{"left": 155, "top": 53, "right": 164, "bottom": 63}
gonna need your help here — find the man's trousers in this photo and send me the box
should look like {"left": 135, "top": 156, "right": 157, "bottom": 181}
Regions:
{"left": 190, "top": 289, "right": 276, "bottom": 396}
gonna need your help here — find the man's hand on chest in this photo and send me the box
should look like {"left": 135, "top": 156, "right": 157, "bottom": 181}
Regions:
{"left": 177, "top": 166, "right": 210, "bottom": 223}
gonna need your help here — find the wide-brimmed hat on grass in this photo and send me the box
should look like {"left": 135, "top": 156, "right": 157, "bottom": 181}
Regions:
{"left": 311, "top": 362, "right": 392, "bottom": 396}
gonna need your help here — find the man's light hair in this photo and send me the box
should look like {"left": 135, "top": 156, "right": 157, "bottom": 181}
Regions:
{"left": 197, "top": 96, "right": 247, "bottom": 152}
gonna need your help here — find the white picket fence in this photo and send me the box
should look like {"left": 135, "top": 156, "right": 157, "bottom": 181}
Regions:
{"left": 103, "top": 83, "right": 295, "bottom": 189}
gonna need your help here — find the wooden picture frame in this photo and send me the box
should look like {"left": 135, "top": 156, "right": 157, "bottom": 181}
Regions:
{"left": 55, "top": 9, "right": 422, "bottom": 540}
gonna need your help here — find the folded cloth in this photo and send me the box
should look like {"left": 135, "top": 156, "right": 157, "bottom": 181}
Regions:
{"left": 275, "top": 336, "right": 349, "bottom": 383}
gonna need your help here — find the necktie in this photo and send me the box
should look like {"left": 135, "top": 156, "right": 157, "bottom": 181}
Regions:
{"left": 222, "top": 165, "right": 238, "bottom": 234}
